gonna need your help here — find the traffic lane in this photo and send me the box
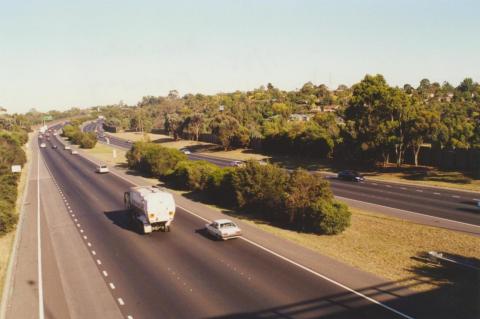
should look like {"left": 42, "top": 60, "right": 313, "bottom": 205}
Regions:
{"left": 330, "top": 180, "right": 480, "bottom": 226}
{"left": 42, "top": 140, "right": 404, "bottom": 319}
{"left": 39, "top": 147, "right": 123, "bottom": 319}
{"left": 41, "top": 144, "right": 205, "bottom": 318}
{"left": 348, "top": 177, "right": 480, "bottom": 204}
{"left": 329, "top": 178, "right": 479, "bottom": 212}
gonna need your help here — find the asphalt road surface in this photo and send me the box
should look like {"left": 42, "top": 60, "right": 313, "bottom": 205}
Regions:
{"left": 29, "top": 132, "right": 414, "bottom": 319}
{"left": 84, "top": 121, "right": 480, "bottom": 231}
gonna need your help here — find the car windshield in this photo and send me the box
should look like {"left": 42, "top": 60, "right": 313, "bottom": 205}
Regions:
{"left": 220, "top": 222, "right": 236, "bottom": 228}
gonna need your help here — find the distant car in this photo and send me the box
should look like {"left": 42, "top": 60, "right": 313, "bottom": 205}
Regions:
{"left": 337, "top": 170, "right": 365, "bottom": 182}
{"left": 64, "top": 145, "right": 71, "bottom": 150}
{"left": 52, "top": 145, "right": 58, "bottom": 149}
{"left": 71, "top": 150, "right": 78, "bottom": 155}
{"left": 96, "top": 164, "right": 109, "bottom": 174}
{"left": 180, "top": 148, "right": 191, "bottom": 155}
{"left": 40, "top": 143, "right": 46, "bottom": 148}
{"left": 230, "top": 160, "right": 245, "bottom": 167}
{"left": 205, "top": 219, "right": 242, "bottom": 240}
{"left": 39, "top": 135, "right": 43, "bottom": 139}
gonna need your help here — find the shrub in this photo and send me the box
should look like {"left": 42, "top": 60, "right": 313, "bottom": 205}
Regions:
{"left": 313, "top": 200, "right": 351, "bottom": 235}
{"left": 79, "top": 132, "right": 97, "bottom": 149}
{"left": 232, "top": 160, "right": 289, "bottom": 215}
{"left": 171, "top": 160, "right": 218, "bottom": 191}
{"left": 126, "top": 142, "right": 186, "bottom": 177}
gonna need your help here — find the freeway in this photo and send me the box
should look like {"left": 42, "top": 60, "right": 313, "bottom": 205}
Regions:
{"left": 84, "top": 121, "right": 480, "bottom": 231}
{"left": 17, "top": 130, "right": 418, "bottom": 319}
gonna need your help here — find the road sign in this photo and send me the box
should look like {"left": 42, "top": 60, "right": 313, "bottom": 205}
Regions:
{"left": 11, "top": 165, "right": 21, "bottom": 173}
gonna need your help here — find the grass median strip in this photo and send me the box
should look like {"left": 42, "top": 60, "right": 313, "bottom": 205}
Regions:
{"left": 82, "top": 143, "right": 127, "bottom": 166}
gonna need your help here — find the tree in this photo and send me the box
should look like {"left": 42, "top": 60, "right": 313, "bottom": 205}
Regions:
{"left": 343, "top": 74, "right": 394, "bottom": 164}
{"left": 164, "top": 113, "right": 184, "bottom": 140}
{"left": 183, "top": 113, "right": 204, "bottom": 141}
{"left": 406, "top": 103, "right": 441, "bottom": 166}
{"left": 209, "top": 115, "right": 249, "bottom": 150}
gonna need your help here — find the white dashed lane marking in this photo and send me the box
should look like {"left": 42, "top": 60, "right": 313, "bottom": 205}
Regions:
{"left": 452, "top": 195, "right": 460, "bottom": 198}
{"left": 109, "top": 283, "right": 115, "bottom": 290}
{"left": 96, "top": 259, "right": 102, "bottom": 265}
{"left": 102, "top": 270, "right": 108, "bottom": 277}
{"left": 416, "top": 189, "right": 423, "bottom": 192}
{"left": 434, "top": 192, "right": 441, "bottom": 195}
{"left": 117, "top": 298, "right": 125, "bottom": 306}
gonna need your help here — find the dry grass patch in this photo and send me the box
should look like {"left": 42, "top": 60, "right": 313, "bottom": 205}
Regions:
{"left": 82, "top": 143, "right": 127, "bottom": 165}
{"left": 161, "top": 139, "right": 212, "bottom": 149}
{"left": 198, "top": 149, "right": 269, "bottom": 161}
{"left": 109, "top": 131, "right": 170, "bottom": 142}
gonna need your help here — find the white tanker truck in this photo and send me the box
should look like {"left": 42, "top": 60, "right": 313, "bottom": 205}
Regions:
{"left": 124, "top": 186, "right": 176, "bottom": 234}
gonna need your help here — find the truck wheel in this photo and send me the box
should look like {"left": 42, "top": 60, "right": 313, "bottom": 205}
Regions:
{"left": 165, "top": 225, "right": 171, "bottom": 232}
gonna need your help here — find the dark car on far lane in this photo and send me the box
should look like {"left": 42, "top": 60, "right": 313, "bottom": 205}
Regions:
{"left": 337, "top": 170, "right": 365, "bottom": 182}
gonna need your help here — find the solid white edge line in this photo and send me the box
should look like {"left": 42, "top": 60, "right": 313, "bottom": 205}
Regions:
{"left": 37, "top": 141, "right": 45, "bottom": 319}
{"left": 335, "top": 196, "right": 480, "bottom": 229}
{"left": 176, "top": 205, "right": 414, "bottom": 319}
{"left": 241, "top": 236, "right": 414, "bottom": 319}
{"left": 75, "top": 135, "right": 416, "bottom": 318}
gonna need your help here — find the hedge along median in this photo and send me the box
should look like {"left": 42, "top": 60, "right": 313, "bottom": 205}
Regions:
{"left": 62, "top": 124, "right": 97, "bottom": 149}
{"left": 126, "top": 142, "right": 351, "bottom": 235}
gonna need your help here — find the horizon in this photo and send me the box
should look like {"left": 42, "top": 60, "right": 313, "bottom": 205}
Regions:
{"left": 1, "top": 0, "right": 479, "bottom": 114}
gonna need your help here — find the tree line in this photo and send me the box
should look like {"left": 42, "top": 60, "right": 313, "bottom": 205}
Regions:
{"left": 98, "top": 75, "right": 480, "bottom": 171}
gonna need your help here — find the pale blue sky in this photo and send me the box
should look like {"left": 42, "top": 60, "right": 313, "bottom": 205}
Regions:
{"left": 1, "top": 0, "right": 479, "bottom": 113}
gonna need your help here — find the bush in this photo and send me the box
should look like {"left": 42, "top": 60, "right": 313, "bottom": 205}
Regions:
{"left": 170, "top": 160, "right": 218, "bottom": 191}
{"left": 232, "top": 160, "right": 289, "bottom": 215}
{"left": 313, "top": 201, "right": 351, "bottom": 235}
{"left": 126, "top": 142, "right": 186, "bottom": 177}
{"left": 205, "top": 167, "right": 235, "bottom": 203}
{"left": 79, "top": 132, "right": 97, "bottom": 149}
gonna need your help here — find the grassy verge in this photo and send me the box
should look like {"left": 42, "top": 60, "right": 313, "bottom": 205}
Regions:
{"left": 233, "top": 206, "right": 480, "bottom": 291}
{"left": 0, "top": 137, "right": 32, "bottom": 296}
{"left": 108, "top": 131, "right": 170, "bottom": 142}
{"left": 81, "top": 143, "right": 127, "bottom": 165}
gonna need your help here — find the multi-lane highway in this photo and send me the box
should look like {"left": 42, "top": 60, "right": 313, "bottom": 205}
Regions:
{"left": 3, "top": 128, "right": 427, "bottom": 319}
{"left": 84, "top": 121, "right": 480, "bottom": 233}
